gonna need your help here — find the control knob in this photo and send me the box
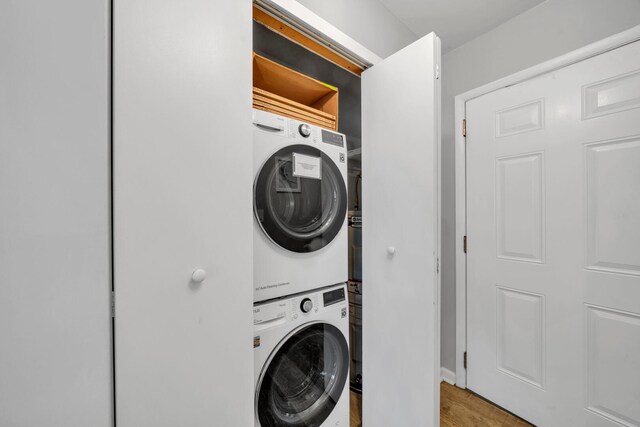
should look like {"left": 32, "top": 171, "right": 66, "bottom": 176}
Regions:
{"left": 298, "top": 123, "right": 311, "bottom": 138}
{"left": 300, "top": 298, "right": 313, "bottom": 313}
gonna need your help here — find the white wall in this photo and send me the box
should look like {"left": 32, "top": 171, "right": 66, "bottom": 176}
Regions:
{"left": 440, "top": 0, "right": 640, "bottom": 375}
{"left": 0, "top": 0, "right": 112, "bottom": 425}
{"left": 296, "top": 0, "right": 418, "bottom": 58}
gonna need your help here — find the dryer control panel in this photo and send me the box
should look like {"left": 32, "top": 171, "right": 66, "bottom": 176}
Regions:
{"left": 254, "top": 109, "right": 347, "bottom": 151}
{"left": 320, "top": 129, "right": 344, "bottom": 147}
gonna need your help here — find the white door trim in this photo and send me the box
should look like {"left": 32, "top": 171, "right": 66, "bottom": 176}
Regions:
{"left": 454, "top": 24, "right": 640, "bottom": 389}
{"left": 256, "top": 0, "right": 383, "bottom": 67}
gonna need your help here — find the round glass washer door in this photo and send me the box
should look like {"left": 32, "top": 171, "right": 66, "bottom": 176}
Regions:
{"left": 254, "top": 144, "right": 347, "bottom": 253}
{"left": 256, "top": 322, "right": 349, "bottom": 427}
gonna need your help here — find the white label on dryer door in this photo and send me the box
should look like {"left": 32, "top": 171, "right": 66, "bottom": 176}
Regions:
{"left": 292, "top": 153, "right": 322, "bottom": 180}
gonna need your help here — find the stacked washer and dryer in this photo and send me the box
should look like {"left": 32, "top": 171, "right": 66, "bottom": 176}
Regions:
{"left": 252, "top": 109, "right": 350, "bottom": 427}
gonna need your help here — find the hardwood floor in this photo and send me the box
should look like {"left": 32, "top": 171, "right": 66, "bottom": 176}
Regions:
{"left": 440, "top": 383, "right": 534, "bottom": 426}
{"left": 349, "top": 391, "right": 362, "bottom": 427}
{"left": 349, "top": 383, "right": 534, "bottom": 427}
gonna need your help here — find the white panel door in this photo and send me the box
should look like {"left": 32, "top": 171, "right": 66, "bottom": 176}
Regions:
{"left": 0, "top": 1, "right": 112, "bottom": 425}
{"left": 467, "top": 40, "right": 640, "bottom": 426}
{"left": 362, "top": 33, "right": 441, "bottom": 427}
{"left": 113, "top": 1, "right": 253, "bottom": 425}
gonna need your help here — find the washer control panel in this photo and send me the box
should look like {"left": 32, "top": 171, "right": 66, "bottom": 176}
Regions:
{"left": 253, "top": 284, "right": 347, "bottom": 328}
{"left": 293, "top": 294, "right": 321, "bottom": 318}
{"left": 323, "top": 287, "right": 346, "bottom": 307}
{"left": 253, "top": 301, "right": 288, "bottom": 326}
{"left": 300, "top": 298, "right": 313, "bottom": 313}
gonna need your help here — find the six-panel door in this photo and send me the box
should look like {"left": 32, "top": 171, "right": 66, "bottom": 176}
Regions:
{"left": 467, "top": 40, "right": 640, "bottom": 426}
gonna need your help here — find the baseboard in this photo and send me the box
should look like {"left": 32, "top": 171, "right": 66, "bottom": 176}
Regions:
{"left": 440, "top": 367, "right": 456, "bottom": 385}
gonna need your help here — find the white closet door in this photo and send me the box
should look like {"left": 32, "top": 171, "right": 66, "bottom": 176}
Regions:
{"left": 0, "top": 1, "right": 112, "bottom": 425}
{"left": 466, "top": 39, "right": 640, "bottom": 426}
{"left": 362, "top": 33, "right": 441, "bottom": 427}
{"left": 113, "top": 1, "right": 253, "bottom": 425}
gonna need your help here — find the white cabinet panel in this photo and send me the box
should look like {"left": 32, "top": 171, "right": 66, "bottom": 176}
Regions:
{"left": 362, "top": 33, "right": 441, "bottom": 427}
{"left": 114, "top": 1, "right": 253, "bottom": 425}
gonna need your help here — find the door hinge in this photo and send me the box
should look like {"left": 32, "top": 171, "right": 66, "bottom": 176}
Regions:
{"left": 463, "top": 351, "right": 467, "bottom": 369}
{"left": 437, "top": 258, "right": 440, "bottom": 274}
{"left": 463, "top": 235, "right": 467, "bottom": 254}
{"left": 462, "top": 119, "right": 467, "bottom": 138}
{"left": 111, "top": 291, "right": 115, "bottom": 318}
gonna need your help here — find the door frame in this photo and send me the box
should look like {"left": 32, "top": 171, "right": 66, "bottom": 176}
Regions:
{"left": 454, "top": 24, "right": 640, "bottom": 388}
{"left": 256, "top": 0, "right": 383, "bottom": 67}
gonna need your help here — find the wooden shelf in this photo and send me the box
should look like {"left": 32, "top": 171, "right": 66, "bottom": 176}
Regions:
{"left": 253, "top": 53, "right": 338, "bottom": 130}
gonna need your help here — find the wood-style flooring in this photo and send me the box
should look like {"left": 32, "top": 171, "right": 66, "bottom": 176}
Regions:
{"left": 350, "top": 382, "right": 534, "bottom": 427}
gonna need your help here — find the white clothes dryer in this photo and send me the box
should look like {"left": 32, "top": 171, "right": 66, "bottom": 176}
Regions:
{"left": 253, "top": 110, "right": 348, "bottom": 302}
{"left": 253, "top": 283, "right": 350, "bottom": 427}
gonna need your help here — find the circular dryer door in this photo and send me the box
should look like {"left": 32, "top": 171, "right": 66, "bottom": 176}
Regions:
{"left": 256, "top": 323, "right": 349, "bottom": 427}
{"left": 254, "top": 144, "right": 347, "bottom": 253}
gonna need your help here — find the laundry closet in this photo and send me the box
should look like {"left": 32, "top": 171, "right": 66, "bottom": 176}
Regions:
{"left": 112, "top": 1, "right": 441, "bottom": 426}
{"left": 248, "top": 2, "right": 440, "bottom": 426}
{"left": 251, "top": 7, "right": 363, "bottom": 425}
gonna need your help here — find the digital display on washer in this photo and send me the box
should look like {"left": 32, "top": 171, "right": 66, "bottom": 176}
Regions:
{"left": 323, "top": 288, "right": 346, "bottom": 307}
{"left": 321, "top": 129, "right": 344, "bottom": 147}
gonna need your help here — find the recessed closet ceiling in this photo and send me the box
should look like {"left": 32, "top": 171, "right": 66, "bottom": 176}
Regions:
{"left": 378, "top": 0, "right": 545, "bottom": 53}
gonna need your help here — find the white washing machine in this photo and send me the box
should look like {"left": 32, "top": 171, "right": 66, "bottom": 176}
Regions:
{"left": 253, "top": 284, "right": 350, "bottom": 427}
{"left": 253, "top": 110, "right": 348, "bottom": 302}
